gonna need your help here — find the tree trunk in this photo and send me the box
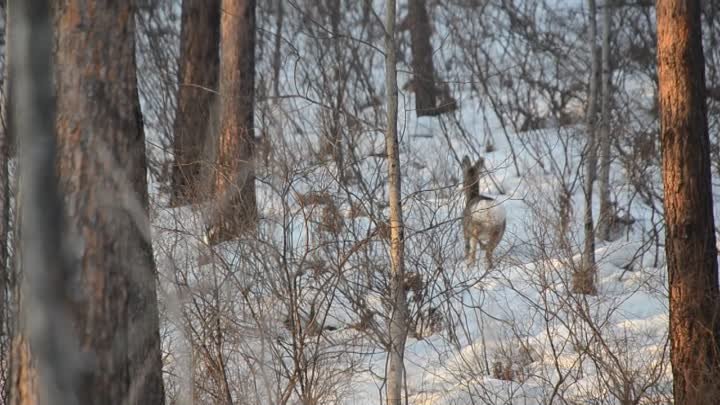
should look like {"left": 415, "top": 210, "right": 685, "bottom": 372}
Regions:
{"left": 271, "top": 0, "right": 283, "bottom": 100}
{"left": 54, "top": 1, "right": 164, "bottom": 404}
{"left": 575, "top": 0, "right": 600, "bottom": 295}
{"left": 383, "top": 2, "right": 408, "bottom": 404}
{"left": 597, "top": 0, "right": 613, "bottom": 241}
{"left": 0, "top": 4, "right": 10, "bottom": 399}
{"left": 207, "top": 0, "right": 257, "bottom": 243}
{"left": 9, "top": 1, "right": 82, "bottom": 405}
{"left": 170, "top": 0, "right": 221, "bottom": 206}
{"left": 656, "top": 1, "right": 720, "bottom": 404}
{"left": 329, "top": 0, "right": 345, "bottom": 184}
{"left": 408, "top": 0, "right": 436, "bottom": 116}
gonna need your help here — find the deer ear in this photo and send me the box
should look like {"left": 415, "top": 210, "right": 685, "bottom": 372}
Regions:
{"left": 475, "top": 158, "right": 485, "bottom": 170}
{"left": 461, "top": 155, "right": 471, "bottom": 169}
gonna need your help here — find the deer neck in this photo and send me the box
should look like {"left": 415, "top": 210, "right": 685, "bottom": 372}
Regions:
{"left": 464, "top": 177, "right": 480, "bottom": 202}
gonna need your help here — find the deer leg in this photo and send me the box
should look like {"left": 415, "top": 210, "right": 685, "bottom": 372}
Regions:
{"left": 482, "top": 237, "right": 494, "bottom": 268}
{"left": 468, "top": 236, "right": 478, "bottom": 265}
{"left": 464, "top": 237, "right": 471, "bottom": 262}
{"left": 484, "top": 226, "right": 505, "bottom": 268}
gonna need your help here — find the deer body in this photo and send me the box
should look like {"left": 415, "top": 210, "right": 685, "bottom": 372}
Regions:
{"left": 462, "top": 156, "right": 506, "bottom": 267}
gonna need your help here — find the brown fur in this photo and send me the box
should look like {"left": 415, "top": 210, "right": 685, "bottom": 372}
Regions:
{"left": 295, "top": 191, "right": 334, "bottom": 207}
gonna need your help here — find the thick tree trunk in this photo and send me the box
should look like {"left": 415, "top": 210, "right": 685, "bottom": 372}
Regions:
{"left": 9, "top": 1, "right": 81, "bottom": 405}
{"left": 656, "top": 1, "right": 720, "bottom": 404}
{"left": 408, "top": 0, "right": 456, "bottom": 116}
{"left": 170, "top": 0, "right": 221, "bottom": 206}
{"left": 53, "top": 1, "right": 165, "bottom": 404}
{"left": 383, "top": 2, "right": 408, "bottom": 404}
{"left": 408, "top": 0, "right": 436, "bottom": 116}
{"left": 597, "top": 0, "right": 613, "bottom": 241}
{"left": 575, "top": 0, "right": 600, "bottom": 295}
{"left": 207, "top": 0, "right": 257, "bottom": 243}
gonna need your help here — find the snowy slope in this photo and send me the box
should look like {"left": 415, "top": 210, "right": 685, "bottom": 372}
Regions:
{"left": 149, "top": 90, "right": 676, "bottom": 404}
{"left": 140, "top": 3, "right": 678, "bottom": 403}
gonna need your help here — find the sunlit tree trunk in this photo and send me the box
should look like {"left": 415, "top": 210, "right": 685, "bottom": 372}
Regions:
{"left": 656, "top": 1, "right": 720, "bottom": 404}
{"left": 383, "top": 1, "right": 408, "bottom": 404}
{"left": 207, "top": 0, "right": 257, "bottom": 243}
{"left": 170, "top": 0, "right": 220, "bottom": 206}
{"left": 575, "top": 0, "right": 600, "bottom": 295}
{"left": 38, "top": 1, "right": 164, "bottom": 404}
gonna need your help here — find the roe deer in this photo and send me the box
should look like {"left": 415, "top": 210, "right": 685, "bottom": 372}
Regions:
{"left": 461, "top": 156, "right": 506, "bottom": 267}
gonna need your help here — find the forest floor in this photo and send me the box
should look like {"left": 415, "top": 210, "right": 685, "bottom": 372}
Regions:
{"left": 150, "top": 92, "right": 675, "bottom": 404}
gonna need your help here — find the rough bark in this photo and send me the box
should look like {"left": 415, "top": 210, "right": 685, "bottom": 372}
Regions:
{"left": 170, "top": 0, "right": 221, "bottom": 206}
{"left": 384, "top": 1, "right": 408, "bottom": 404}
{"left": 9, "top": 1, "right": 83, "bottom": 405}
{"left": 207, "top": 0, "right": 257, "bottom": 243}
{"left": 408, "top": 0, "right": 456, "bottom": 116}
{"left": 408, "top": 0, "right": 436, "bottom": 115}
{"left": 0, "top": 4, "right": 10, "bottom": 398}
{"left": 656, "top": 1, "right": 720, "bottom": 404}
{"left": 597, "top": 0, "right": 613, "bottom": 241}
{"left": 53, "top": 1, "right": 165, "bottom": 404}
{"left": 575, "top": 0, "right": 600, "bottom": 295}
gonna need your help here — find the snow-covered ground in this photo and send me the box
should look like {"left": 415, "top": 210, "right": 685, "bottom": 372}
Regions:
{"left": 137, "top": 3, "right": 679, "bottom": 402}
{"left": 149, "top": 88, "right": 675, "bottom": 404}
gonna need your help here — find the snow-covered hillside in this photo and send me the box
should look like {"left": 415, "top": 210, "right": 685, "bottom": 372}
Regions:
{"left": 149, "top": 93, "right": 674, "bottom": 404}
{"left": 134, "top": 1, "right": 690, "bottom": 403}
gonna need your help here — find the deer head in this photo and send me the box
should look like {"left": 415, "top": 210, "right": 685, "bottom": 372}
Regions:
{"left": 461, "top": 155, "right": 484, "bottom": 201}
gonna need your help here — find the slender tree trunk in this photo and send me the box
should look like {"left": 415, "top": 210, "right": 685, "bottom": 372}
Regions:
{"left": 170, "top": 0, "right": 221, "bottom": 206}
{"left": 656, "top": 1, "right": 720, "bottom": 404}
{"left": 265, "top": 0, "right": 283, "bottom": 171}
{"left": 207, "top": 0, "right": 257, "bottom": 243}
{"left": 329, "top": 0, "right": 345, "bottom": 184}
{"left": 53, "top": 1, "right": 165, "bottom": 404}
{"left": 597, "top": 0, "right": 613, "bottom": 241}
{"left": 271, "top": 0, "right": 283, "bottom": 100}
{"left": 0, "top": 4, "right": 10, "bottom": 397}
{"left": 576, "top": 0, "right": 600, "bottom": 295}
{"left": 383, "top": 2, "right": 408, "bottom": 404}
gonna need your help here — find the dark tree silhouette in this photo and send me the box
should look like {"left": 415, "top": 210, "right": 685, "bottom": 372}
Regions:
{"left": 171, "top": 0, "right": 221, "bottom": 205}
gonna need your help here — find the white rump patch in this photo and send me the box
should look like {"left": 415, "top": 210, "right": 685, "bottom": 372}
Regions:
{"left": 469, "top": 199, "right": 507, "bottom": 243}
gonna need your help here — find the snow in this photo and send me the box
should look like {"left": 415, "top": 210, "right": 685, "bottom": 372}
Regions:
{"left": 149, "top": 105, "right": 677, "bottom": 404}
{"left": 141, "top": 4, "right": 679, "bottom": 403}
